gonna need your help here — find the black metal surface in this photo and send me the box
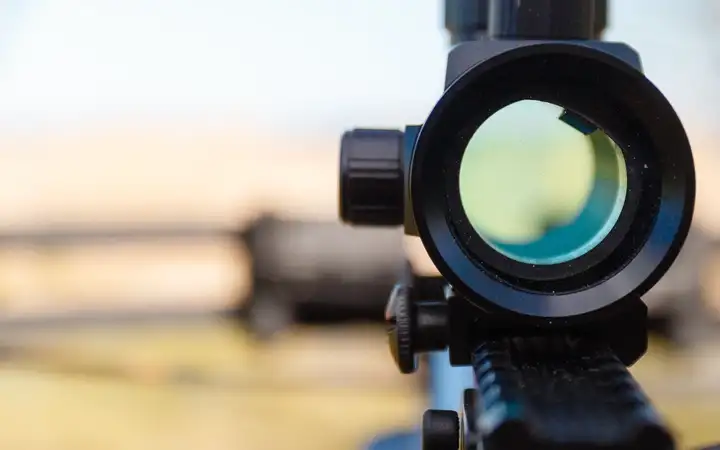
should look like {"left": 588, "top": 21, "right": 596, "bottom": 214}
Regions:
{"left": 469, "top": 336, "right": 674, "bottom": 450}
{"left": 488, "top": 0, "right": 596, "bottom": 40}
{"left": 446, "top": 294, "right": 650, "bottom": 369}
{"left": 444, "top": 0, "right": 490, "bottom": 45}
{"left": 444, "top": 0, "right": 607, "bottom": 45}
{"left": 422, "top": 410, "right": 460, "bottom": 450}
{"left": 593, "top": 0, "right": 608, "bottom": 38}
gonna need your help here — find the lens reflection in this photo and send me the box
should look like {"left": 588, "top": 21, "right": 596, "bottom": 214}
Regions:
{"left": 458, "top": 100, "right": 627, "bottom": 265}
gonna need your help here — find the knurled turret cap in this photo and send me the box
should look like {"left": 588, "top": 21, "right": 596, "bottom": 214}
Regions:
{"left": 339, "top": 129, "right": 404, "bottom": 226}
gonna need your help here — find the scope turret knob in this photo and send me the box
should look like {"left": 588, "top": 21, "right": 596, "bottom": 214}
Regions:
{"left": 386, "top": 282, "right": 450, "bottom": 374}
{"left": 386, "top": 283, "right": 417, "bottom": 374}
{"left": 422, "top": 410, "right": 460, "bottom": 450}
{"left": 339, "top": 129, "right": 404, "bottom": 226}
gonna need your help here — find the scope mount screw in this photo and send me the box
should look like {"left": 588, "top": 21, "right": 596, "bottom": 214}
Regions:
{"left": 423, "top": 409, "right": 460, "bottom": 450}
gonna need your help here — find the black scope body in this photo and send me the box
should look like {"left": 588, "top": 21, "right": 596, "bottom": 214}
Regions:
{"left": 339, "top": 38, "right": 695, "bottom": 329}
{"left": 340, "top": 2, "right": 697, "bottom": 449}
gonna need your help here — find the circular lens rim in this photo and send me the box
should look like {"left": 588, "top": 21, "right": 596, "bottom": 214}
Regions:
{"left": 448, "top": 87, "right": 646, "bottom": 284}
{"left": 410, "top": 42, "right": 695, "bottom": 318}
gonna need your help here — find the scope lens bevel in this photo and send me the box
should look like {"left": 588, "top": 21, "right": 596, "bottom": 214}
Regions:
{"left": 410, "top": 42, "right": 695, "bottom": 318}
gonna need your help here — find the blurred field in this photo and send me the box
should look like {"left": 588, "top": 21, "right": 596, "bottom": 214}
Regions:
{"left": 0, "top": 321, "right": 715, "bottom": 450}
{"left": 0, "top": 321, "right": 423, "bottom": 450}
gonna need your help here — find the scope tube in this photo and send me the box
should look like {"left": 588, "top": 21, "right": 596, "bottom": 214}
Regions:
{"left": 488, "top": 0, "right": 597, "bottom": 40}
{"left": 445, "top": 0, "right": 490, "bottom": 44}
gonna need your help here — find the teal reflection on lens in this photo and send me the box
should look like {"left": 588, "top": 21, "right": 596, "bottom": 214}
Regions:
{"left": 458, "top": 100, "right": 627, "bottom": 266}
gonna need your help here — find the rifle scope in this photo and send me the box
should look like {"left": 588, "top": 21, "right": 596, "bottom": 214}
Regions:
{"left": 339, "top": 37, "right": 695, "bottom": 322}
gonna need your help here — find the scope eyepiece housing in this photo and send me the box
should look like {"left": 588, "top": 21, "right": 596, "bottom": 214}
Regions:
{"left": 340, "top": 40, "right": 695, "bottom": 323}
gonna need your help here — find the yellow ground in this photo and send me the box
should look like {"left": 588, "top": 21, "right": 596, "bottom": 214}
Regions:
{"left": 0, "top": 320, "right": 716, "bottom": 450}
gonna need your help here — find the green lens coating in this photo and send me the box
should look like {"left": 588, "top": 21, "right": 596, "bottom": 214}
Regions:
{"left": 458, "top": 100, "right": 627, "bottom": 266}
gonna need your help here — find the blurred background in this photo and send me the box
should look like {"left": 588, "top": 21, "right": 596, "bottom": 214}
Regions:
{"left": 0, "top": 0, "right": 718, "bottom": 449}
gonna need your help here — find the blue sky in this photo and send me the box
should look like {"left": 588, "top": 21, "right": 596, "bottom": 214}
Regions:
{"left": 0, "top": 0, "right": 716, "bottom": 138}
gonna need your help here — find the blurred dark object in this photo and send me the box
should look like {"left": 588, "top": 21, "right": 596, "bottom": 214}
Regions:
{"left": 0, "top": 219, "right": 408, "bottom": 338}
{"left": 238, "top": 214, "right": 406, "bottom": 338}
{"left": 0, "top": 223, "right": 234, "bottom": 245}
{"left": 0, "top": 219, "right": 713, "bottom": 344}
{"left": 644, "top": 225, "right": 720, "bottom": 346}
